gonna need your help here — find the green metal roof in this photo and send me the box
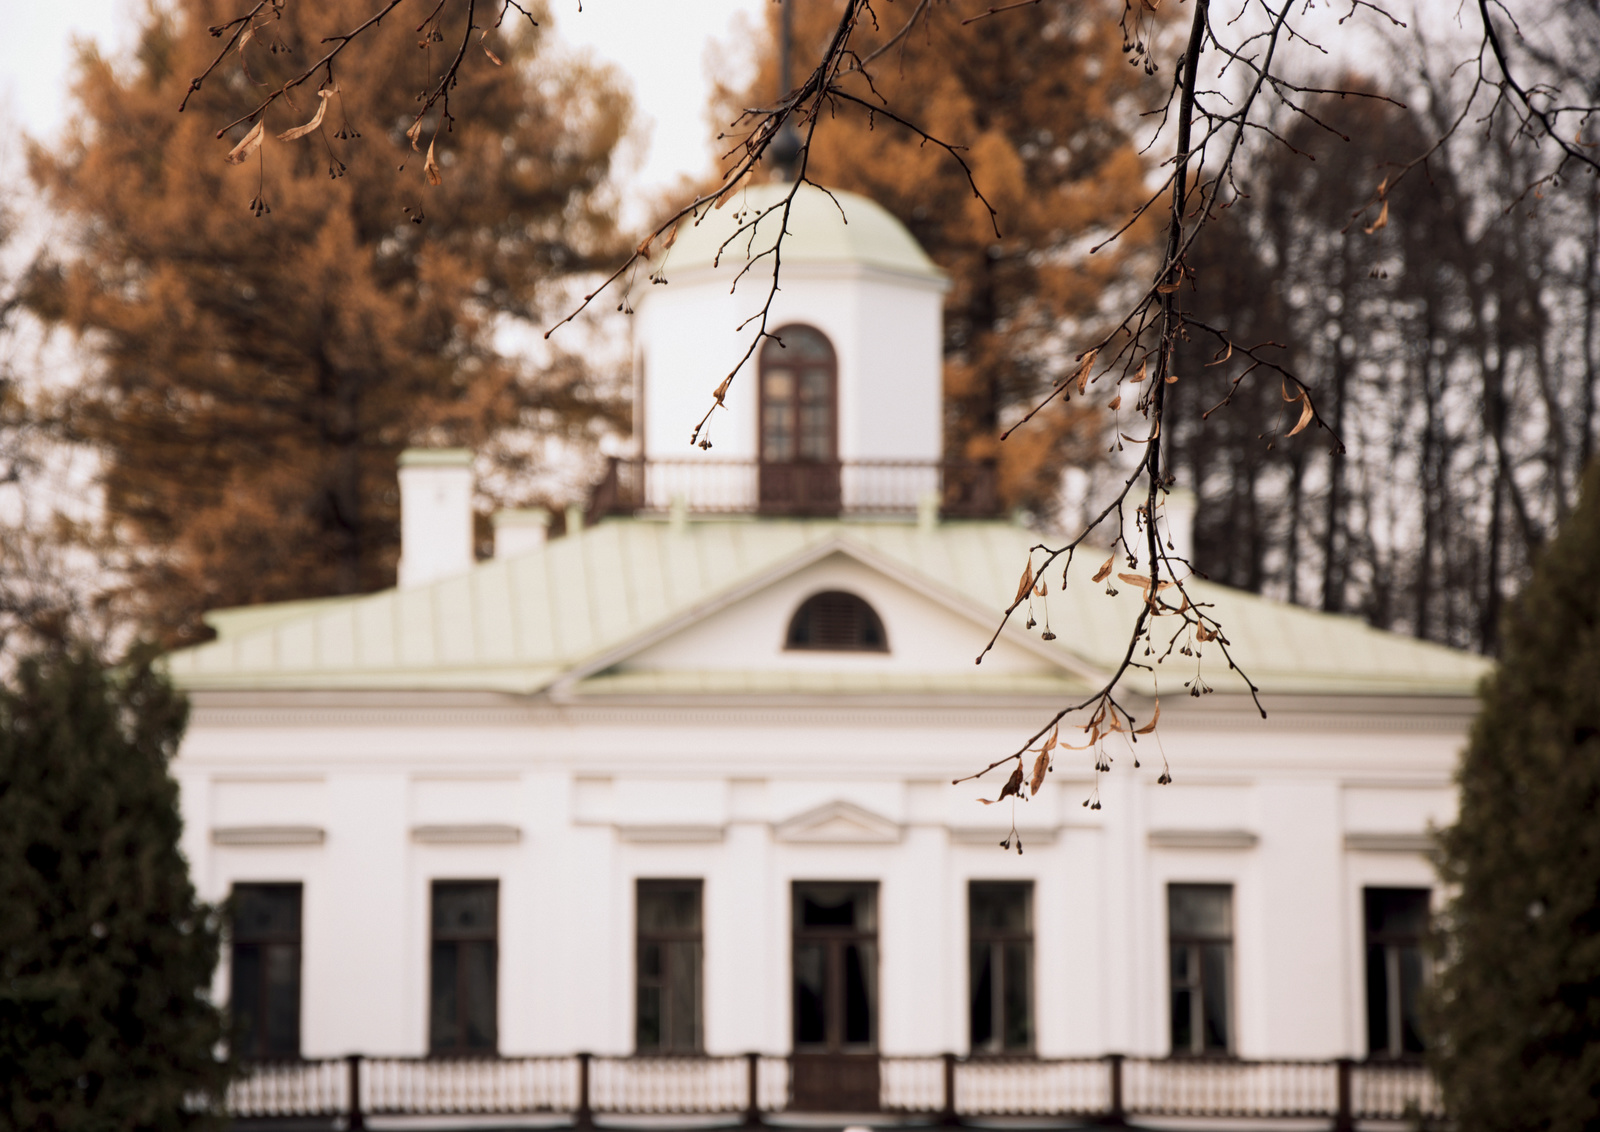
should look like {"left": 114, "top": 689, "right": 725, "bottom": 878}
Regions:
{"left": 660, "top": 182, "right": 946, "bottom": 284}
{"left": 165, "top": 517, "right": 1490, "bottom": 700}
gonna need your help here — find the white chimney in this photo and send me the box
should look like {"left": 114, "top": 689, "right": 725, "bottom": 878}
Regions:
{"left": 397, "top": 448, "right": 475, "bottom": 589}
{"left": 491, "top": 508, "right": 550, "bottom": 559}
{"left": 1162, "top": 487, "right": 1197, "bottom": 569}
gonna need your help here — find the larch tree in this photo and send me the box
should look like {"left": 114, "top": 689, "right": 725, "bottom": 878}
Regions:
{"left": 711, "top": 0, "right": 1163, "bottom": 516}
{"left": 1430, "top": 460, "right": 1600, "bottom": 1130}
{"left": 26, "top": 0, "right": 631, "bottom": 645}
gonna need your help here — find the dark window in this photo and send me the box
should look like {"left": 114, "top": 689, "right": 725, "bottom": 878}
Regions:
{"left": 230, "top": 883, "right": 303, "bottom": 1059}
{"left": 637, "top": 880, "right": 703, "bottom": 1053}
{"left": 1365, "top": 888, "right": 1430, "bottom": 1058}
{"left": 1169, "top": 884, "right": 1233, "bottom": 1055}
{"left": 970, "top": 882, "right": 1033, "bottom": 1053}
{"left": 793, "top": 883, "right": 878, "bottom": 1052}
{"left": 760, "top": 325, "right": 836, "bottom": 464}
{"left": 786, "top": 592, "right": 888, "bottom": 652}
{"left": 430, "top": 881, "right": 498, "bottom": 1055}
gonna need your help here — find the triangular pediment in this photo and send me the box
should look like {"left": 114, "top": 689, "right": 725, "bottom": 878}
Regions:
{"left": 552, "top": 537, "right": 1103, "bottom": 696}
{"left": 775, "top": 800, "right": 902, "bottom": 845}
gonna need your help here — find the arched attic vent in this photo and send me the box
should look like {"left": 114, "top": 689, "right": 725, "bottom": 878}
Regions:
{"left": 784, "top": 591, "right": 889, "bottom": 653}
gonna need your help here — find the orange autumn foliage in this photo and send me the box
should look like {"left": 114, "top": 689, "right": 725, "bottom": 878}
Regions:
{"left": 28, "top": 0, "right": 631, "bottom": 644}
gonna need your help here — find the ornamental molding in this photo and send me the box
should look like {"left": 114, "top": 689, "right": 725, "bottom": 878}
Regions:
{"left": 211, "top": 825, "right": 325, "bottom": 847}
{"left": 615, "top": 825, "right": 726, "bottom": 844}
{"left": 1148, "top": 828, "right": 1260, "bottom": 850}
{"left": 774, "top": 800, "right": 902, "bottom": 845}
{"left": 185, "top": 696, "right": 1474, "bottom": 735}
{"left": 948, "top": 825, "right": 1063, "bottom": 847}
{"left": 1344, "top": 831, "right": 1434, "bottom": 854}
{"left": 411, "top": 824, "right": 523, "bottom": 845}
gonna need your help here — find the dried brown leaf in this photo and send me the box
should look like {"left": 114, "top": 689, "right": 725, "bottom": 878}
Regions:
{"left": 1108, "top": 393, "right": 1122, "bottom": 411}
{"left": 1118, "top": 572, "right": 1153, "bottom": 591}
{"left": 405, "top": 119, "right": 425, "bottom": 151}
{"left": 1029, "top": 751, "right": 1050, "bottom": 795}
{"left": 1014, "top": 561, "right": 1034, "bottom": 605}
{"left": 1364, "top": 199, "right": 1389, "bottom": 234}
{"left": 424, "top": 138, "right": 443, "bottom": 186}
{"left": 1092, "top": 554, "right": 1115, "bottom": 583}
{"left": 1155, "top": 280, "right": 1180, "bottom": 294}
{"left": 277, "top": 89, "right": 334, "bottom": 142}
{"left": 224, "top": 120, "right": 264, "bottom": 165}
{"left": 479, "top": 29, "right": 503, "bottom": 65}
{"left": 1073, "top": 348, "right": 1099, "bottom": 396}
{"left": 1134, "top": 699, "right": 1161, "bottom": 735}
{"left": 991, "top": 763, "right": 1024, "bottom": 804}
{"left": 1287, "top": 391, "right": 1314, "bottom": 437}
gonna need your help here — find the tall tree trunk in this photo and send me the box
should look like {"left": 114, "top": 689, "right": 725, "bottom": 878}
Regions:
{"left": 1320, "top": 259, "right": 1350, "bottom": 614}
{"left": 1482, "top": 469, "right": 1505, "bottom": 653}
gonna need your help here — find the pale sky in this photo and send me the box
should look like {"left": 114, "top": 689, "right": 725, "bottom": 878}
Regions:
{"left": 0, "top": 0, "right": 768, "bottom": 199}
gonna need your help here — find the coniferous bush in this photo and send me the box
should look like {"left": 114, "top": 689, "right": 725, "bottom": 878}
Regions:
{"left": 1432, "top": 463, "right": 1600, "bottom": 1130}
{"left": 0, "top": 646, "right": 230, "bottom": 1130}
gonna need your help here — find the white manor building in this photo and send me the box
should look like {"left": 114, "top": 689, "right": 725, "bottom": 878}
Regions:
{"left": 165, "top": 183, "right": 1487, "bottom": 1126}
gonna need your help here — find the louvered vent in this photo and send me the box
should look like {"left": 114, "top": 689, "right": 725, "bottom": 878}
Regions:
{"left": 785, "top": 591, "right": 888, "bottom": 652}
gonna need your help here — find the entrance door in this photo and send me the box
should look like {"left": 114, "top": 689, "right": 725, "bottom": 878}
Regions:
{"left": 791, "top": 882, "right": 879, "bottom": 1111}
{"left": 759, "top": 326, "right": 840, "bottom": 515}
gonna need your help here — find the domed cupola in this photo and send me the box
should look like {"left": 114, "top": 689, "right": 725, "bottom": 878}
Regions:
{"left": 624, "top": 182, "right": 959, "bottom": 516}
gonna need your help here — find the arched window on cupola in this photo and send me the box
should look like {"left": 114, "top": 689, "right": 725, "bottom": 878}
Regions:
{"left": 760, "top": 325, "right": 840, "bottom": 514}
{"left": 785, "top": 591, "right": 888, "bottom": 653}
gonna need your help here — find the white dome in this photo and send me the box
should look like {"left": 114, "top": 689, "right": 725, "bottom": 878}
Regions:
{"left": 659, "top": 182, "right": 945, "bottom": 283}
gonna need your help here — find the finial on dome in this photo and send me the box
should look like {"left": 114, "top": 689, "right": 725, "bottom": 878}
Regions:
{"left": 770, "top": 0, "right": 803, "bottom": 182}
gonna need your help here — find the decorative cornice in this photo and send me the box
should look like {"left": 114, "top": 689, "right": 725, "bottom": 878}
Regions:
{"left": 411, "top": 824, "right": 522, "bottom": 845}
{"left": 1344, "top": 832, "right": 1435, "bottom": 854}
{"left": 1148, "top": 829, "right": 1259, "bottom": 850}
{"left": 615, "top": 825, "right": 726, "bottom": 844}
{"left": 184, "top": 688, "right": 1475, "bottom": 735}
{"left": 212, "top": 825, "right": 326, "bottom": 847}
{"left": 948, "top": 826, "right": 1062, "bottom": 847}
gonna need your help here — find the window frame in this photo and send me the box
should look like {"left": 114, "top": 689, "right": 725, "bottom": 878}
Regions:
{"left": 1167, "top": 883, "right": 1235, "bottom": 1058}
{"left": 1363, "top": 886, "right": 1431, "bottom": 1060}
{"left": 791, "top": 881, "right": 879, "bottom": 1054}
{"left": 784, "top": 591, "right": 889, "bottom": 653}
{"left": 968, "top": 880, "right": 1035, "bottom": 1055}
{"left": 759, "top": 324, "right": 838, "bottom": 466}
{"left": 429, "top": 879, "right": 500, "bottom": 1058}
{"left": 229, "top": 881, "right": 304, "bottom": 1060}
{"left": 635, "top": 878, "right": 705, "bottom": 1055}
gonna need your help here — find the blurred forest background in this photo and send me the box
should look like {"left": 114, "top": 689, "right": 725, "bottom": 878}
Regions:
{"left": 0, "top": 0, "right": 1598, "bottom": 658}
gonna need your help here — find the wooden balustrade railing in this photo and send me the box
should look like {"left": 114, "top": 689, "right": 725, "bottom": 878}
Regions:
{"left": 224, "top": 1053, "right": 1443, "bottom": 1127}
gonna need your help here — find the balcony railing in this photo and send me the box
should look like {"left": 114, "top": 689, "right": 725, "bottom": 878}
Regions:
{"left": 586, "top": 457, "right": 1001, "bottom": 521}
{"left": 225, "top": 1053, "right": 1444, "bottom": 1126}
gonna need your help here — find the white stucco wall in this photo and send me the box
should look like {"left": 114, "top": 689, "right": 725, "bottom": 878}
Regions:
{"left": 177, "top": 688, "right": 1466, "bottom": 1061}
